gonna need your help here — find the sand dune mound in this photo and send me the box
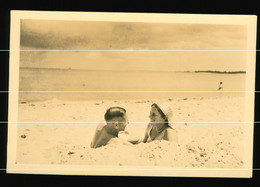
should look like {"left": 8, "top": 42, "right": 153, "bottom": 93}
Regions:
{"left": 46, "top": 139, "right": 243, "bottom": 168}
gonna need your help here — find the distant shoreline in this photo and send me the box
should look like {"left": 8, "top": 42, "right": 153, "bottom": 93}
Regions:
{"left": 20, "top": 67, "right": 246, "bottom": 74}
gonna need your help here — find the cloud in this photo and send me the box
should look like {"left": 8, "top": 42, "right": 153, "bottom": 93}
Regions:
{"left": 20, "top": 20, "right": 247, "bottom": 51}
{"left": 21, "top": 31, "right": 90, "bottom": 49}
{"left": 147, "top": 24, "right": 247, "bottom": 50}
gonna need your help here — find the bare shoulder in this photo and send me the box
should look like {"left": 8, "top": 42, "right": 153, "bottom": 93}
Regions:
{"left": 95, "top": 121, "right": 106, "bottom": 132}
{"left": 166, "top": 127, "right": 178, "bottom": 142}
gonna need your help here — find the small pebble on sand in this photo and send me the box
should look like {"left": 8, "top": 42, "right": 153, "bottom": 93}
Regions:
{"left": 68, "top": 151, "right": 75, "bottom": 155}
{"left": 21, "top": 135, "right": 26, "bottom": 139}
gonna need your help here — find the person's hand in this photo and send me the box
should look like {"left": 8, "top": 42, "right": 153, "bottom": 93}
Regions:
{"left": 118, "top": 131, "right": 129, "bottom": 140}
{"left": 118, "top": 131, "right": 142, "bottom": 144}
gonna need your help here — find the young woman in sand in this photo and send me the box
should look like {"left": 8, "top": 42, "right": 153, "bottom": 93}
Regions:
{"left": 90, "top": 107, "right": 133, "bottom": 148}
{"left": 143, "top": 103, "right": 178, "bottom": 143}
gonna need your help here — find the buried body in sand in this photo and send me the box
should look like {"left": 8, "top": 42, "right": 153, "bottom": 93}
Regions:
{"left": 17, "top": 96, "right": 245, "bottom": 168}
{"left": 90, "top": 103, "right": 178, "bottom": 149}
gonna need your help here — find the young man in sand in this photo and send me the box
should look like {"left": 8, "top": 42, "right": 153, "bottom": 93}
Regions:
{"left": 90, "top": 107, "right": 133, "bottom": 148}
{"left": 143, "top": 103, "right": 178, "bottom": 143}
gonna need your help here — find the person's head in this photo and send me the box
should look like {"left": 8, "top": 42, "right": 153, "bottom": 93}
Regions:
{"left": 149, "top": 103, "right": 173, "bottom": 127}
{"left": 149, "top": 104, "right": 168, "bottom": 124}
{"left": 220, "top": 82, "right": 222, "bottom": 84}
{"left": 104, "top": 107, "right": 128, "bottom": 132}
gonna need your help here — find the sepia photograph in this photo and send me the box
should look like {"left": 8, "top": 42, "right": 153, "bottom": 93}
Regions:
{"left": 7, "top": 11, "right": 257, "bottom": 177}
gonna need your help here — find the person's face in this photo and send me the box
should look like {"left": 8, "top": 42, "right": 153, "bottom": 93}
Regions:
{"left": 107, "top": 115, "right": 128, "bottom": 131}
{"left": 149, "top": 107, "right": 165, "bottom": 124}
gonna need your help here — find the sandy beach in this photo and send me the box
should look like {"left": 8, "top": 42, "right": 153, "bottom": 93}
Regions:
{"left": 16, "top": 94, "right": 245, "bottom": 168}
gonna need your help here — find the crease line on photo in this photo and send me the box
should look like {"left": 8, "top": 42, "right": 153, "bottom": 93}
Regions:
{"left": 1, "top": 168, "right": 259, "bottom": 171}
{"left": 1, "top": 91, "right": 257, "bottom": 93}
{"left": 2, "top": 121, "right": 258, "bottom": 124}
{"left": 2, "top": 49, "right": 260, "bottom": 51}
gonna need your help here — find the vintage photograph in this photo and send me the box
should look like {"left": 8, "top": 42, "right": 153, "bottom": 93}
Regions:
{"left": 7, "top": 11, "right": 256, "bottom": 177}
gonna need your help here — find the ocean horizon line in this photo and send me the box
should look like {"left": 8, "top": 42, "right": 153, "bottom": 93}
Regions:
{"left": 20, "top": 67, "right": 246, "bottom": 74}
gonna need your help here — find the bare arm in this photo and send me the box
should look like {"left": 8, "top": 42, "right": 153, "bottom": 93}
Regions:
{"left": 108, "top": 137, "right": 132, "bottom": 146}
{"left": 142, "top": 124, "right": 150, "bottom": 143}
{"left": 118, "top": 131, "right": 141, "bottom": 144}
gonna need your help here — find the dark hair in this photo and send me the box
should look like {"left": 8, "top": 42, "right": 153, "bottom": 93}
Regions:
{"left": 151, "top": 104, "right": 167, "bottom": 121}
{"left": 104, "top": 107, "right": 126, "bottom": 121}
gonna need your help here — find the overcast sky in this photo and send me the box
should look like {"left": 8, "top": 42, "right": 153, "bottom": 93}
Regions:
{"left": 20, "top": 19, "right": 247, "bottom": 71}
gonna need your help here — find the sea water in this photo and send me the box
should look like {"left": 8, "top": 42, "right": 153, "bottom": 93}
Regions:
{"left": 18, "top": 67, "right": 246, "bottom": 102}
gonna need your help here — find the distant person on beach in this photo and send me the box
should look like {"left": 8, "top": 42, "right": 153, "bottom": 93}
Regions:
{"left": 90, "top": 107, "right": 132, "bottom": 148}
{"left": 218, "top": 82, "right": 223, "bottom": 91}
{"left": 143, "top": 103, "right": 178, "bottom": 143}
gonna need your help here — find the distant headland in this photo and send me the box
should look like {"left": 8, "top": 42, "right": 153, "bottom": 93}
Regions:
{"left": 183, "top": 70, "right": 246, "bottom": 74}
